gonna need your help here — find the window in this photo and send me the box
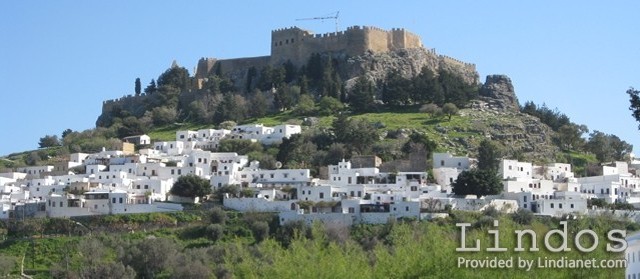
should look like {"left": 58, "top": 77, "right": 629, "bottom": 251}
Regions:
{"left": 441, "top": 160, "right": 445, "bottom": 166}
{"left": 523, "top": 196, "right": 527, "bottom": 202}
{"left": 570, "top": 204, "right": 574, "bottom": 209}
{"left": 119, "top": 197, "right": 123, "bottom": 203}
{"left": 60, "top": 201, "right": 63, "bottom": 207}
{"left": 357, "top": 191, "right": 362, "bottom": 197}
{"left": 559, "top": 203, "right": 563, "bottom": 209}
{"left": 144, "top": 185, "right": 149, "bottom": 189}
{"left": 319, "top": 192, "right": 324, "bottom": 199}
{"left": 550, "top": 203, "right": 554, "bottom": 209}
{"left": 405, "top": 206, "right": 409, "bottom": 211}
{"left": 112, "top": 198, "right": 116, "bottom": 203}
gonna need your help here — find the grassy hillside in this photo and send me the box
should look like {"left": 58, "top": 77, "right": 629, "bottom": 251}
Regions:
{"left": 2, "top": 106, "right": 599, "bottom": 175}
{"left": 147, "top": 106, "right": 552, "bottom": 160}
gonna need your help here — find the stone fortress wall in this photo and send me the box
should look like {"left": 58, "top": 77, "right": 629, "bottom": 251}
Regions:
{"left": 104, "top": 25, "right": 477, "bottom": 114}
{"left": 195, "top": 25, "right": 427, "bottom": 79}
{"left": 269, "top": 25, "right": 423, "bottom": 66}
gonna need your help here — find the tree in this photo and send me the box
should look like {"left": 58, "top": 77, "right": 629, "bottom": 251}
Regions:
{"left": 120, "top": 237, "right": 178, "bottom": 278}
{"left": 206, "top": 224, "right": 224, "bottom": 241}
{"left": 214, "top": 184, "right": 239, "bottom": 202}
{"left": 157, "top": 66, "right": 190, "bottom": 91}
{"left": 332, "top": 116, "right": 380, "bottom": 154}
{"left": 144, "top": 79, "right": 157, "bottom": 95}
{"left": 401, "top": 133, "right": 437, "bottom": 156}
{"left": 274, "top": 84, "right": 300, "bottom": 111}
{"left": 442, "top": 103, "right": 458, "bottom": 120}
{"left": 586, "top": 130, "right": 632, "bottom": 162}
{"left": 135, "top": 78, "right": 141, "bottom": 96}
{"left": 628, "top": 87, "right": 640, "bottom": 129}
{"left": 250, "top": 220, "right": 270, "bottom": 242}
{"left": 317, "top": 96, "right": 344, "bottom": 116}
{"left": 349, "top": 76, "right": 376, "bottom": 112}
{"left": 210, "top": 207, "right": 227, "bottom": 225}
{"left": 294, "top": 94, "right": 316, "bottom": 116}
{"left": 151, "top": 106, "right": 177, "bottom": 126}
{"left": 382, "top": 70, "right": 412, "bottom": 105}
{"left": 452, "top": 169, "right": 502, "bottom": 198}
{"left": 438, "top": 69, "right": 478, "bottom": 108}
{"left": 39, "top": 135, "right": 61, "bottom": 148}
{"left": 61, "top": 128, "right": 74, "bottom": 139}
{"left": 117, "top": 116, "right": 146, "bottom": 138}
{"left": 412, "top": 66, "right": 444, "bottom": 105}
{"left": 511, "top": 208, "right": 534, "bottom": 225}
{"left": 249, "top": 90, "right": 269, "bottom": 118}
{"left": 213, "top": 93, "right": 248, "bottom": 124}
{"left": 477, "top": 139, "right": 502, "bottom": 172}
{"left": 555, "top": 124, "right": 588, "bottom": 150}
{"left": 283, "top": 60, "right": 298, "bottom": 83}
{"left": 170, "top": 174, "right": 212, "bottom": 199}
{"left": 420, "top": 103, "right": 442, "bottom": 118}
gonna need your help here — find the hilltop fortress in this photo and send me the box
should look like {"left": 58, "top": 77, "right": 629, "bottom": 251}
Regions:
{"left": 101, "top": 25, "right": 478, "bottom": 121}
{"left": 194, "top": 25, "right": 476, "bottom": 86}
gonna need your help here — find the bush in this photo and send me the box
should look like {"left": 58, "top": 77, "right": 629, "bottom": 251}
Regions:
{"left": 512, "top": 208, "right": 534, "bottom": 225}
{"left": 482, "top": 205, "right": 500, "bottom": 218}
{"left": 207, "top": 224, "right": 224, "bottom": 241}
{"left": 210, "top": 207, "right": 227, "bottom": 225}
{"left": 473, "top": 216, "right": 495, "bottom": 229}
{"left": 250, "top": 221, "right": 270, "bottom": 243}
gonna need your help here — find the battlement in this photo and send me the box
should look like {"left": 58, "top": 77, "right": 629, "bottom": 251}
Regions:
{"left": 438, "top": 54, "right": 476, "bottom": 70}
{"left": 270, "top": 25, "right": 423, "bottom": 66}
{"left": 103, "top": 94, "right": 140, "bottom": 105}
{"left": 271, "top": 26, "right": 309, "bottom": 33}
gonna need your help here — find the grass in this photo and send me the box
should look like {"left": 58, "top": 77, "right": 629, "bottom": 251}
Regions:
{"left": 147, "top": 123, "right": 213, "bottom": 142}
{"left": 561, "top": 150, "right": 598, "bottom": 177}
{"left": 143, "top": 108, "right": 479, "bottom": 157}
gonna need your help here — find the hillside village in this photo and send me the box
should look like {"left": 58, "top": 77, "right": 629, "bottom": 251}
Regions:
{"left": 2, "top": 122, "right": 640, "bottom": 226}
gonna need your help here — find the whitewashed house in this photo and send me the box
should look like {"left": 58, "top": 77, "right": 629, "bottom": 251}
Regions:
{"left": 432, "top": 152, "right": 473, "bottom": 193}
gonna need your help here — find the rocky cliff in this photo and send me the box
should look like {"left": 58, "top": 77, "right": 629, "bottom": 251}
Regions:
{"left": 479, "top": 75, "right": 520, "bottom": 112}
{"left": 343, "top": 48, "right": 479, "bottom": 89}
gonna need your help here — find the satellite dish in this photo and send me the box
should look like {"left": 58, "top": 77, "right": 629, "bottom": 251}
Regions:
{"left": 275, "top": 161, "right": 283, "bottom": 169}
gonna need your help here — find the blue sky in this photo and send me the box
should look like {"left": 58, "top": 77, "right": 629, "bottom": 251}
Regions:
{"left": 1, "top": 1, "right": 638, "bottom": 157}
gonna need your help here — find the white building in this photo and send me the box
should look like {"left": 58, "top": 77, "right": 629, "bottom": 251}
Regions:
{"left": 500, "top": 159, "right": 533, "bottom": 181}
{"left": 229, "top": 124, "right": 301, "bottom": 144}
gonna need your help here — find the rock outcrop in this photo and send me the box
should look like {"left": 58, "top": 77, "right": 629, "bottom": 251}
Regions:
{"left": 344, "top": 48, "right": 479, "bottom": 89}
{"left": 479, "top": 75, "right": 520, "bottom": 112}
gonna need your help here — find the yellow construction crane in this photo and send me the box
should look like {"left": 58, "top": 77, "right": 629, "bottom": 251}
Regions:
{"left": 295, "top": 11, "right": 340, "bottom": 32}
